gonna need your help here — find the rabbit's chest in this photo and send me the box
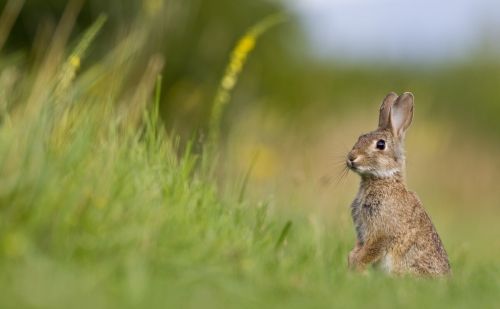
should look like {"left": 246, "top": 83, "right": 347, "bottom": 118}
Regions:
{"left": 351, "top": 193, "right": 386, "bottom": 240}
{"left": 355, "top": 193, "right": 384, "bottom": 222}
{"left": 359, "top": 198, "right": 382, "bottom": 219}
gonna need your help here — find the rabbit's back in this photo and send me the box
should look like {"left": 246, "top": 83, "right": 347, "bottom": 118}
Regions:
{"left": 391, "top": 192, "right": 451, "bottom": 275}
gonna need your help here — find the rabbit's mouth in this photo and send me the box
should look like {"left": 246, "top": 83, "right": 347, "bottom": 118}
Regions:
{"left": 348, "top": 162, "right": 401, "bottom": 178}
{"left": 346, "top": 160, "right": 373, "bottom": 175}
{"left": 346, "top": 159, "right": 361, "bottom": 172}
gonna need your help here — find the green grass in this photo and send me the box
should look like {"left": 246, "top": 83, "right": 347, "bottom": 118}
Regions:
{"left": 0, "top": 14, "right": 499, "bottom": 309}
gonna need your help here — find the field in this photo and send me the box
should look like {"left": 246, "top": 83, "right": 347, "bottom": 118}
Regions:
{"left": 1, "top": 2, "right": 499, "bottom": 308}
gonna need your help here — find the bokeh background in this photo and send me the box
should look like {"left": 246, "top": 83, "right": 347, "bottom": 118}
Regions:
{"left": 3, "top": 0, "right": 499, "bottom": 274}
{"left": 1, "top": 0, "right": 499, "bottom": 307}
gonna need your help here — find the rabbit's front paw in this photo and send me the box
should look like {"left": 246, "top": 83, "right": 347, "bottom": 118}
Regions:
{"left": 347, "top": 244, "right": 366, "bottom": 272}
{"left": 348, "top": 247, "right": 362, "bottom": 271}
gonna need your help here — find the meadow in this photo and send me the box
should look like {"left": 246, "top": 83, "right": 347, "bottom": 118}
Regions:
{"left": 0, "top": 2, "right": 499, "bottom": 308}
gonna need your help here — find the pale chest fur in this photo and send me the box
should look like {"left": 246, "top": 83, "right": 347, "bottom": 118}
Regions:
{"left": 351, "top": 187, "right": 386, "bottom": 243}
{"left": 351, "top": 179, "right": 407, "bottom": 238}
{"left": 351, "top": 188, "right": 396, "bottom": 272}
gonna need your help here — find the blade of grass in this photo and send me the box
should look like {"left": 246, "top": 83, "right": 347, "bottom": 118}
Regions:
{"left": 0, "top": 0, "right": 25, "bottom": 52}
{"left": 238, "top": 150, "right": 259, "bottom": 204}
{"left": 275, "top": 220, "right": 292, "bottom": 250}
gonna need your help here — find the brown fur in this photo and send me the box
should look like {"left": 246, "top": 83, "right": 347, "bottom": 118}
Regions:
{"left": 346, "top": 92, "right": 450, "bottom": 276}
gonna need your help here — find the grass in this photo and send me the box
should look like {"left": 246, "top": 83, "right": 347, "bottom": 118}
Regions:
{"left": 0, "top": 12, "right": 499, "bottom": 309}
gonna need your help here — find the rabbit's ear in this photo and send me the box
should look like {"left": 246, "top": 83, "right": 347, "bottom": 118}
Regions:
{"left": 389, "top": 92, "right": 414, "bottom": 138}
{"left": 378, "top": 92, "right": 398, "bottom": 129}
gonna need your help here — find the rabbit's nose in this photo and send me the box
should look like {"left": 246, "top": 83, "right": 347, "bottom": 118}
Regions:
{"left": 347, "top": 153, "right": 359, "bottom": 167}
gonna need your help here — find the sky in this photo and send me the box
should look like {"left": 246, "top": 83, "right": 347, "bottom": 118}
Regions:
{"left": 289, "top": 0, "right": 500, "bottom": 62}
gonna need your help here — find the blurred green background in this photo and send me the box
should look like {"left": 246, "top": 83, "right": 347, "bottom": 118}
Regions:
{"left": 0, "top": 0, "right": 499, "bottom": 307}
{"left": 5, "top": 0, "right": 500, "bottom": 135}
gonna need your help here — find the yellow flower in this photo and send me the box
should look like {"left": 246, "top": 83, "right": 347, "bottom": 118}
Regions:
{"left": 235, "top": 36, "right": 255, "bottom": 56}
{"left": 69, "top": 55, "right": 81, "bottom": 70}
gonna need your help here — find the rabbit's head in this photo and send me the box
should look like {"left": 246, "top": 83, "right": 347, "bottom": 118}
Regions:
{"left": 346, "top": 92, "right": 414, "bottom": 178}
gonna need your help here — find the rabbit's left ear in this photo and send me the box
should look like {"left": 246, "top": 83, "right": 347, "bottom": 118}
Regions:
{"left": 389, "top": 92, "right": 414, "bottom": 138}
{"left": 378, "top": 92, "right": 398, "bottom": 129}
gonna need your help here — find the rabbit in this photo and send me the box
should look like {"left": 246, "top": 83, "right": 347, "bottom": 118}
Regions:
{"left": 345, "top": 92, "right": 450, "bottom": 276}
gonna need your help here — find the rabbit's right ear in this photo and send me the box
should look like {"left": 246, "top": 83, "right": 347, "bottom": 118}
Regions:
{"left": 378, "top": 92, "right": 398, "bottom": 129}
{"left": 389, "top": 92, "right": 414, "bottom": 138}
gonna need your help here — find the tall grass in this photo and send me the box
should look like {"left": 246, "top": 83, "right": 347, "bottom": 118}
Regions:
{"left": 0, "top": 7, "right": 498, "bottom": 309}
{"left": 0, "top": 10, "right": 291, "bottom": 308}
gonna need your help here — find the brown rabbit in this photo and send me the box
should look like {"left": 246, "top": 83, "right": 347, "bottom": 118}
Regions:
{"left": 346, "top": 92, "right": 450, "bottom": 276}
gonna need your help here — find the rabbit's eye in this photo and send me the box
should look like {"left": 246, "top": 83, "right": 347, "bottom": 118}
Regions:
{"left": 376, "top": 139, "right": 386, "bottom": 150}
